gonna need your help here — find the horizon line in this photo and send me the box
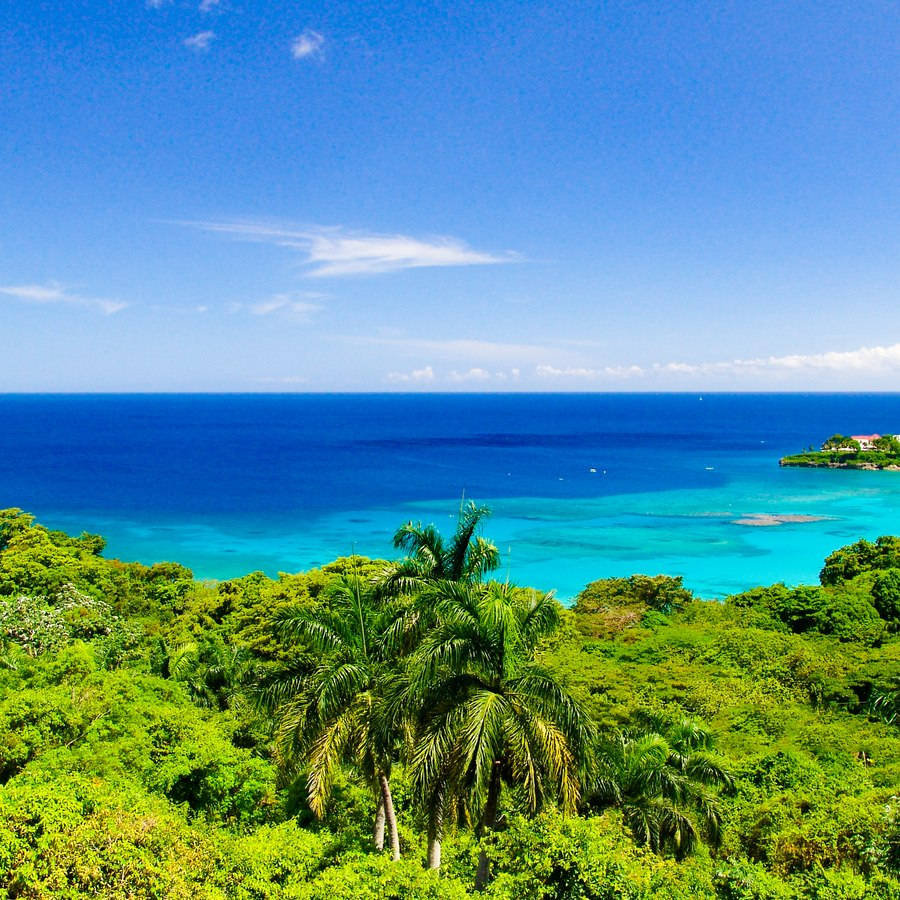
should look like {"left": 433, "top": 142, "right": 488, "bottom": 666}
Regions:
{"left": 3, "top": 390, "right": 900, "bottom": 397}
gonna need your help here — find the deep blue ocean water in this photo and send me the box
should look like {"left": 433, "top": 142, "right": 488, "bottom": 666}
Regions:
{"left": 2, "top": 393, "right": 900, "bottom": 599}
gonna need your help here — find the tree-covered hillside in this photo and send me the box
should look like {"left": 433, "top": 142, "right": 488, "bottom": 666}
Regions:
{"left": 1, "top": 506, "right": 900, "bottom": 898}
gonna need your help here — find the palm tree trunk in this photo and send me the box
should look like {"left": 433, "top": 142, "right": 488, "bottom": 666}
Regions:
{"left": 475, "top": 761, "right": 502, "bottom": 890}
{"left": 373, "top": 798, "right": 386, "bottom": 852}
{"left": 426, "top": 786, "right": 444, "bottom": 870}
{"left": 378, "top": 772, "right": 401, "bottom": 861}
{"left": 427, "top": 777, "right": 446, "bottom": 869}
{"left": 427, "top": 828, "right": 442, "bottom": 869}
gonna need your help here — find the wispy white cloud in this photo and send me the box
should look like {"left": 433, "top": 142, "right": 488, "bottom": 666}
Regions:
{"left": 184, "top": 220, "right": 518, "bottom": 277}
{"left": 386, "top": 365, "right": 435, "bottom": 384}
{"left": 148, "top": 303, "right": 209, "bottom": 315}
{"left": 184, "top": 30, "right": 215, "bottom": 51}
{"left": 291, "top": 30, "right": 325, "bottom": 60}
{"left": 249, "top": 292, "right": 323, "bottom": 320}
{"left": 0, "top": 282, "right": 126, "bottom": 315}
{"left": 146, "top": 0, "right": 170, "bottom": 8}
{"left": 199, "top": 0, "right": 220, "bottom": 11}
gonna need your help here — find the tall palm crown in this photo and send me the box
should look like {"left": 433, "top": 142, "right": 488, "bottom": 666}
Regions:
{"left": 263, "top": 575, "right": 408, "bottom": 858}
{"left": 408, "top": 579, "right": 593, "bottom": 878}
{"left": 588, "top": 718, "right": 733, "bottom": 859}
{"left": 385, "top": 501, "right": 501, "bottom": 595}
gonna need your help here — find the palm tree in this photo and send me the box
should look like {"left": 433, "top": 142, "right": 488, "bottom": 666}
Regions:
{"left": 262, "top": 574, "right": 409, "bottom": 860}
{"left": 407, "top": 579, "right": 593, "bottom": 884}
{"left": 382, "top": 501, "right": 501, "bottom": 596}
{"left": 587, "top": 718, "right": 732, "bottom": 859}
{"left": 168, "top": 636, "right": 256, "bottom": 711}
{"left": 377, "top": 501, "right": 503, "bottom": 662}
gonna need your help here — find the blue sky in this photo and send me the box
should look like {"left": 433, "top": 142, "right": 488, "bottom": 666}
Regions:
{"left": 1, "top": 0, "right": 898, "bottom": 391}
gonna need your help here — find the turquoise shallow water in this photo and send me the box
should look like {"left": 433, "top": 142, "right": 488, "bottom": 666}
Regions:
{"left": 3, "top": 393, "right": 900, "bottom": 600}
{"left": 38, "top": 469, "right": 900, "bottom": 600}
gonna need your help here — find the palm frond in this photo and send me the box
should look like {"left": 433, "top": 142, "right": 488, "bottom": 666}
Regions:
{"left": 657, "top": 804, "right": 699, "bottom": 859}
{"left": 683, "top": 751, "right": 734, "bottom": 790}
{"left": 393, "top": 522, "right": 446, "bottom": 577}
{"left": 500, "top": 705, "right": 542, "bottom": 812}
{"left": 448, "top": 503, "right": 493, "bottom": 580}
{"left": 252, "top": 660, "right": 312, "bottom": 711}
{"left": 457, "top": 689, "right": 507, "bottom": 801}
{"left": 315, "top": 661, "right": 371, "bottom": 721}
{"left": 305, "top": 709, "right": 356, "bottom": 817}
{"left": 464, "top": 537, "right": 501, "bottom": 581}
{"left": 512, "top": 665, "right": 595, "bottom": 752}
{"left": 508, "top": 697, "right": 578, "bottom": 813}
{"left": 274, "top": 605, "right": 353, "bottom": 654}
{"left": 168, "top": 641, "right": 199, "bottom": 681}
{"left": 667, "top": 718, "right": 713, "bottom": 753}
{"left": 517, "top": 589, "right": 561, "bottom": 651}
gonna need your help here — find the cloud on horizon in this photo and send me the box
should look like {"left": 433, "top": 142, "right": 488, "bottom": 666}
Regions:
{"left": 537, "top": 364, "right": 644, "bottom": 379}
{"left": 0, "top": 283, "right": 126, "bottom": 315}
{"left": 535, "top": 342, "right": 900, "bottom": 381}
{"left": 380, "top": 342, "right": 900, "bottom": 388}
{"left": 184, "top": 220, "right": 518, "bottom": 276}
{"left": 291, "top": 30, "right": 325, "bottom": 60}
{"left": 386, "top": 365, "right": 522, "bottom": 385}
{"left": 448, "top": 367, "right": 492, "bottom": 382}
{"left": 386, "top": 365, "right": 436, "bottom": 383}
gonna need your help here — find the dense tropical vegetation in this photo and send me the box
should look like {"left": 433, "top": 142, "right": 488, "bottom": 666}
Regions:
{"left": 2, "top": 505, "right": 900, "bottom": 897}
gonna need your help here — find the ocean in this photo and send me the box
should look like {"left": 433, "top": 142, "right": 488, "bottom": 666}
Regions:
{"left": 2, "top": 393, "right": 899, "bottom": 600}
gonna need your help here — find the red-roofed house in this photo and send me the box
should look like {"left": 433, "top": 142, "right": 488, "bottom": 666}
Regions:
{"left": 851, "top": 434, "right": 881, "bottom": 450}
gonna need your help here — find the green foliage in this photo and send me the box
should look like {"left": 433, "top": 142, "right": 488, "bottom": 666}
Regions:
{"left": 821, "top": 537, "right": 900, "bottom": 586}
{"left": 168, "top": 635, "right": 258, "bottom": 710}
{"left": 3, "top": 509, "right": 900, "bottom": 897}
{"left": 873, "top": 436, "right": 900, "bottom": 454}
{"left": 726, "top": 582, "right": 885, "bottom": 644}
{"left": 262, "top": 572, "right": 408, "bottom": 860}
{"left": 0, "top": 775, "right": 229, "bottom": 899}
{"left": 587, "top": 718, "right": 732, "bottom": 858}
{"left": 383, "top": 501, "right": 501, "bottom": 594}
{"left": 409, "top": 581, "right": 592, "bottom": 817}
{"left": 482, "top": 810, "right": 716, "bottom": 898}
{"left": 0, "top": 585, "right": 142, "bottom": 666}
{"left": 821, "top": 435, "right": 861, "bottom": 451}
{"left": 576, "top": 574, "right": 694, "bottom": 615}
{"left": 873, "top": 570, "right": 900, "bottom": 624}
{"left": 291, "top": 855, "right": 469, "bottom": 899}
{"left": 0, "top": 594, "right": 69, "bottom": 657}
{"left": 0, "top": 646, "right": 276, "bottom": 823}
{"left": 869, "top": 678, "right": 900, "bottom": 726}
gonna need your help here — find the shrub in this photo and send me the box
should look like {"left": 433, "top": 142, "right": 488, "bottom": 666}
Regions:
{"left": 873, "top": 570, "right": 900, "bottom": 624}
{"left": 577, "top": 575, "right": 693, "bottom": 614}
{"left": 821, "top": 538, "right": 900, "bottom": 587}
